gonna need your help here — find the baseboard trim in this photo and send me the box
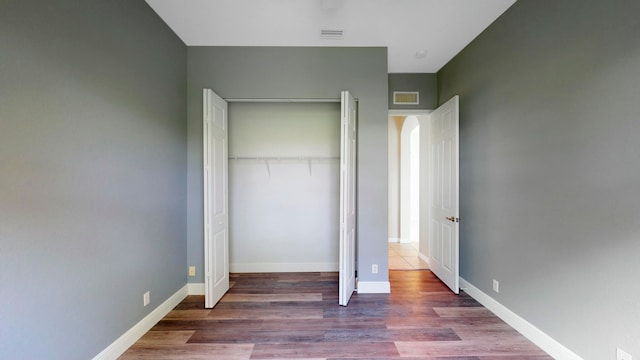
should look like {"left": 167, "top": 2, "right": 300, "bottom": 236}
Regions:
{"left": 459, "top": 277, "right": 583, "bottom": 360}
{"left": 388, "top": 237, "right": 401, "bottom": 243}
{"left": 418, "top": 252, "right": 430, "bottom": 266}
{"left": 357, "top": 281, "right": 391, "bottom": 294}
{"left": 230, "top": 262, "right": 338, "bottom": 273}
{"left": 399, "top": 237, "right": 412, "bottom": 244}
{"left": 188, "top": 283, "right": 205, "bottom": 295}
{"left": 91, "top": 284, "right": 188, "bottom": 360}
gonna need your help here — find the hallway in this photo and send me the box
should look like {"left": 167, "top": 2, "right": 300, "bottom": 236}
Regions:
{"left": 388, "top": 241, "right": 429, "bottom": 270}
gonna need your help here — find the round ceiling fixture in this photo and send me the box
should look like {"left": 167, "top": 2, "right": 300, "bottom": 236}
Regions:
{"left": 415, "top": 49, "right": 428, "bottom": 59}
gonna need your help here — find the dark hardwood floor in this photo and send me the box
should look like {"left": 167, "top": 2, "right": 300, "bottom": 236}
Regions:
{"left": 119, "top": 271, "right": 551, "bottom": 359}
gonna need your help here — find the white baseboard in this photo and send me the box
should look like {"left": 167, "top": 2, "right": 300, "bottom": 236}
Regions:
{"left": 389, "top": 238, "right": 416, "bottom": 244}
{"left": 91, "top": 284, "right": 188, "bottom": 360}
{"left": 188, "top": 283, "right": 205, "bottom": 295}
{"left": 357, "top": 281, "right": 391, "bottom": 294}
{"left": 459, "top": 278, "right": 583, "bottom": 360}
{"left": 230, "top": 262, "right": 338, "bottom": 273}
{"left": 418, "top": 252, "right": 430, "bottom": 266}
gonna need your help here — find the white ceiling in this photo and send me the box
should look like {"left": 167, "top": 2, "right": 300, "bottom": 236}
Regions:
{"left": 145, "top": 0, "right": 517, "bottom": 73}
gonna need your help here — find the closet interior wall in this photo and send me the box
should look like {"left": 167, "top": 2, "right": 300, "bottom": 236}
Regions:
{"left": 228, "top": 102, "right": 341, "bottom": 272}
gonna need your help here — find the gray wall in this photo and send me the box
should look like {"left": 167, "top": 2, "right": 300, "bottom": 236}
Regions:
{"left": 388, "top": 73, "right": 438, "bottom": 110}
{"left": 388, "top": 116, "right": 404, "bottom": 240}
{"left": 438, "top": 0, "right": 640, "bottom": 358}
{"left": 0, "top": 1, "right": 187, "bottom": 359}
{"left": 187, "top": 47, "right": 389, "bottom": 284}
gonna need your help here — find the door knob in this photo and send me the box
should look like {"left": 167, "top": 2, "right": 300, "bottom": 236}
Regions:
{"left": 446, "top": 216, "right": 459, "bottom": 223}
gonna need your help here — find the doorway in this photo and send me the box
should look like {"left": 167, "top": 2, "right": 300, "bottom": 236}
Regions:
{"left": 387, "top": 97, "right": 460, "bottom": 293}
{"left": 203, "top": 89, "right": 359, "bottom": 308}
{"left": 388, "top": 112, "right": 430, "bottom": 270}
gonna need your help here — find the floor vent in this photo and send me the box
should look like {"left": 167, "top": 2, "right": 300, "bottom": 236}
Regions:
{"left": 320, "top": 29, "right": 344, "bottom": 40}
{"left": 393, "top": 91, "right": 420, "bottom": 105}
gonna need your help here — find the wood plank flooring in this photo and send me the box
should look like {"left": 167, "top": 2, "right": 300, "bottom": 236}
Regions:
{"left": 119, "top": 271, "right": 551, "bottom": 359}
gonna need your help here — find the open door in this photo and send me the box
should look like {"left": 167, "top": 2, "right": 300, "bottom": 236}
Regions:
{"left": 339, "top": 91, "right": 357, "bottom": 306}
{"left": 203, "top": 88, "right": 230, "bottom": 308}
{"left": 429, "top": 95, "right": 460, "bottom": 294}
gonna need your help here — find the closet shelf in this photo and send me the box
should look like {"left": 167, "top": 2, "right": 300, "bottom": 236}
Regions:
{"left": 228, "top": 156, "right": 339, "bottom": 176}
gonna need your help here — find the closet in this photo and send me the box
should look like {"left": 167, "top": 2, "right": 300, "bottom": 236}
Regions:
{"left": 203, "top": 89, "right": 358, "bottom": 307}
{"left": 227, "top": 102, "right": 341, "bottom": 272}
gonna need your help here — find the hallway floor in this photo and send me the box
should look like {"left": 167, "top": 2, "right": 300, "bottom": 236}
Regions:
{"left": 388, "top": 241, "right": 429, "bottom": 270}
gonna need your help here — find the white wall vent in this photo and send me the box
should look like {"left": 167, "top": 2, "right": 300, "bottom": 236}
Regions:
{"left": 393, "top": 91, "right": 420, "bottom": 105}
{"left": 320, "top": 29, "right": 344, "bottom": 40}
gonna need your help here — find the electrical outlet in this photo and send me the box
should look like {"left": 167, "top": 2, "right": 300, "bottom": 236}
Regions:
{"left": 188, "top": 266, "right": 196, "bottom": 277}
{"left": 617, "top": 347, "right": 632, "bottom": 360}
{"left": 143, "top": 291, "right": 150, "bottom": 307}
{"left": 372, "top": 264, "right": 378, "bottom": 274}
{"left": 492, "top": 279, "right": 499, "bottom": 293}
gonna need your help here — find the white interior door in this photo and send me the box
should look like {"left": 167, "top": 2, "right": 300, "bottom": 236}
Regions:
{"left": 203, "top": 88, "right": 230, "bottom": 308}
{"left": 339, "top": 91, "right": 357, "bottom": 306}
{"left": 429, "top": 95, "right": 460, "bottom": 294}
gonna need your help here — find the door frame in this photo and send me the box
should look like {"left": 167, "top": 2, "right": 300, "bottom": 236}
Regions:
{"left": 388, "top": 110, "right": 432, "bottom": 265}
{"left": 204, "top": 93, "right": 357, "bottom": 307}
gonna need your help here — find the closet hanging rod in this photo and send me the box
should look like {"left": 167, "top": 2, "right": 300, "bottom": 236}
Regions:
{"left": 224, "top": 98, "right": 358, "bottom": 103}
{"left": 228, "top": 156, "right": 339, "bottom": 161}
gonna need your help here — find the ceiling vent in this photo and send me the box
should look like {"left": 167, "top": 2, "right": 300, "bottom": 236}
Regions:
{"left": 393, "top": 91, "right": 420, "bottom": 105}
{"left": 320, "top": 29, "right": 344, "bottom": 40}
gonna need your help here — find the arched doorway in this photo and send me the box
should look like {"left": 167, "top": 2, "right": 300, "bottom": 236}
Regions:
{"left": 388, "top": 114, "right": 429, "bottom": 270}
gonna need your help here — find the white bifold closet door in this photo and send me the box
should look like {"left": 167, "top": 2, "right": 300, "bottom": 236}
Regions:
{"left": 203, "top": 88, "right": 229, "bottom": 308}
{"left": 339, "top": 91, "right": 357, "bottom": 306}
{"left": 428, "top": 95, "right": 460, "bottom": 294}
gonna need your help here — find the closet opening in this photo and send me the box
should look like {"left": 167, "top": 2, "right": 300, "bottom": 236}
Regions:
{"left": 204, "top": 89, "right": 358, "bottom": 307}
{"left": 227, "top": 102, "right": 341, "bottom": 273}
